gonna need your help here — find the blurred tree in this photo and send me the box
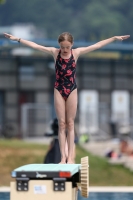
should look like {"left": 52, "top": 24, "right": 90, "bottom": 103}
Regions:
{"left": 0, "top": 0, "right": 132, "bottom": 41}
{"left": 0, "top": 0, "right": 6, "bottom": 4}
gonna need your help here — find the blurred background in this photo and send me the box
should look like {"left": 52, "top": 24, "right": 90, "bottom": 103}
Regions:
{"left": 0, "top": 0, "right": 133, "bottom": 142}
{"left": 1, "top": 2, "right": 133, "bottom": 199}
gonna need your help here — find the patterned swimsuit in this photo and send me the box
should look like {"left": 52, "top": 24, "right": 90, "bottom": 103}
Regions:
{"left": 54, "top": 50, "right": 77, "bottom": 101}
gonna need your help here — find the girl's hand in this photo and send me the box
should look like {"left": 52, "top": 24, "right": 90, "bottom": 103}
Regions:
{"left": 4, "top": 33, "right": 19, "bottom": 41}
{"left": 115, "top": 35, "right": 130, "bottom": 41}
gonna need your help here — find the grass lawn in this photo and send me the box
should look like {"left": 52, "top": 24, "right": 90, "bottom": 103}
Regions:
{"left": 0, "top": 139, "right": 133, "bottom": 186}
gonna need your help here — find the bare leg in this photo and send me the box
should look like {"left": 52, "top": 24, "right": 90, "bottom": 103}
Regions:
{"left": 65, "top": 140, "right": 68, "bottom": 160}
{"left": 65, "top": 139, "right": 76, "bottom": 163}
{"left": 66, "top": 89, "right": 77, "bottom": 163}
{"left": 72, "top": 143, "right": 76, "bottom": 163}
{"left": 54, "top": 89, "right": 66, "bottom": 163}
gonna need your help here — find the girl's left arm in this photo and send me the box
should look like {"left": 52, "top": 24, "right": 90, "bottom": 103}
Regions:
{"left": 75, "top": 35, "right": 130, "bottom": 57}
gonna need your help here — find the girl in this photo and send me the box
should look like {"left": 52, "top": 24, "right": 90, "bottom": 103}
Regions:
{"left": 4, "top": 32, "right": 130, "bottom": 163}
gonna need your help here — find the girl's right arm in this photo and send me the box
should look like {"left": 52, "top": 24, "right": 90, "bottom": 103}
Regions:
{"left": 4, "top": 33, "right": 57, "bottom": 56}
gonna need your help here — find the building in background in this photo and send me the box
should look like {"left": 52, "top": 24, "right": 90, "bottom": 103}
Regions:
{"left": 0, "top": 23, "right": 45, "bottom": 40}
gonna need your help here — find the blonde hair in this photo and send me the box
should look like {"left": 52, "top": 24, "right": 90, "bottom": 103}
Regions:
{"left": 58, "top": 32, "right": 74, "bottom": 44}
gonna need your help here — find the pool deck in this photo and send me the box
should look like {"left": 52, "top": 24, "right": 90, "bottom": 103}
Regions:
{"left": 1, "top": 186, "right": 133, "bottom": 192}
{"left": 80, "top": 139, "right": 133, "bottom": 171}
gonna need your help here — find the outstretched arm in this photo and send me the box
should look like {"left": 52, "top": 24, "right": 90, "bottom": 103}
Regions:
{"left": 4, "top": 33, "right": 56, "bottom": 56}
{"left": 75, "top": 35, "right": 130, "bottom": 57}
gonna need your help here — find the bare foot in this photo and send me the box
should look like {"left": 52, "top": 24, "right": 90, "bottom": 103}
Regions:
{"left": 59, "top": 158, "right": 66, "bottom": 164}
{"left": 59, "top": 161, "right": 66, "bottom": 164}
{"left": 67, "top": 157, "right": 74, "bottom": 164}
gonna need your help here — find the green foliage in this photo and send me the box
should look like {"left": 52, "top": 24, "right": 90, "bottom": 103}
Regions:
{"left": 0, "top": 0, "right": 132, "bottom": 40}
{"left": 0, "top": 0, "right": 6, "bottom": 4}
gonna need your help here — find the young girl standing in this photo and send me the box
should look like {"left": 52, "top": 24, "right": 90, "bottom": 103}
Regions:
{"left": 4, "top": 32, "right": 130, "bottom": 163}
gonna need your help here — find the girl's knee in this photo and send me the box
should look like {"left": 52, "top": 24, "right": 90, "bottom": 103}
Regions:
{"left": 58, "top": 120, "right": 66, "bottom": 131}
{"left": 67, "top": 120, "right": 74, "bottom": 130}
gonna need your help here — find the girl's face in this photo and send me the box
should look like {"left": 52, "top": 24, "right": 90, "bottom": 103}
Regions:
{"left": 59, "top": 40, "right": 73, "bottom": 56}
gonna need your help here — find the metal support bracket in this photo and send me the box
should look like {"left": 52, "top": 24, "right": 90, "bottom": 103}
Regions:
{"left": 16, "top": 177, "right": 29, "bottom": 191}
{"left": 53, "top": 178, "right": 66, "bottom": 191}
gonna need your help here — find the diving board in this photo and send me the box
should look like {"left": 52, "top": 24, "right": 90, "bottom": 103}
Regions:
{"left": 10, "top": 157, "right": 89, "bottom": 200}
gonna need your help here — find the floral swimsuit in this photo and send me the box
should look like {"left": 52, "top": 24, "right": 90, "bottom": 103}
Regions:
{"left": 54, "top": 50, "right": 77, "bottom": 101}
